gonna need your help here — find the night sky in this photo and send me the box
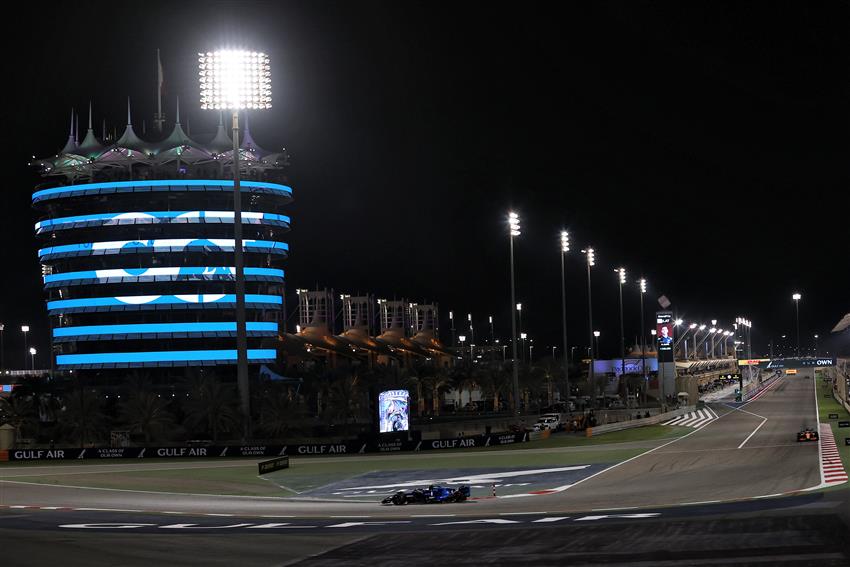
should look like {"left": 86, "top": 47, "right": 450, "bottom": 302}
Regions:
{"left": 3, "top": 1, "right": 848, "bottom": 366}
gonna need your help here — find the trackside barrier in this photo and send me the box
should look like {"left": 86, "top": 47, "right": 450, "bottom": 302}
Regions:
{"left": 586, "top": 406, "right": 695, "bottom": 437}
{"left": 742, "top": 373, "right": 781, "bottom": 402}
{"left": 3, "top": 432, "right": 532, "bottom": 461}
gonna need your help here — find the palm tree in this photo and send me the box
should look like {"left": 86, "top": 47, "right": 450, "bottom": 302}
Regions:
{"left": 257, "top": 383, "right": 305, "bottom": 438}
{"left": 478, "top": 366, "right": 511, "bottom": 412}
{"left": 422, "top": 372, "right": 452, "bottom": 415}
{"left": 181, "top": 370, "right": 239, "bottom": 443}
{"left": 0, "top": 396, "right": 37, "bottom": 442}
{"left": 60, "top": 388, "right": 106, "bottom": 447}
{"left": 402, "top": 369, "right": 426, "bottom": 416}
{"left": 118, "top": 386, "right": 174, "bottom": 445}
{"left": 323, "top": 373, "right": 363, "bottom": 423}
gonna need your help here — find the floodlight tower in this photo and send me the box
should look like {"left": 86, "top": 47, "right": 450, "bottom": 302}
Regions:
{"left": 199, "top": 50, "right": 272, "bottom": 439}
{"left": 615, "top": 267, "right": 626, "bottom": 381}
{"left": 559, "top": 231, "right": 570, "bottom": 403}
{"left": 581, "top": 248, "right": 596, "bottom": 402}
{"left": 508, "top": 212, "right": 521, "bottom": 413}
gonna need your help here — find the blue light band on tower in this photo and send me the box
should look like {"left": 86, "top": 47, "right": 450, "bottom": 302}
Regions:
{"left": 32, "top": 179, "right": 292, "bottom": 203}
{"left": 43, "top": 267, "right": 285, "bottom": 287}
{"left": 36, "top": 211, "right": 290, "bottom": 232}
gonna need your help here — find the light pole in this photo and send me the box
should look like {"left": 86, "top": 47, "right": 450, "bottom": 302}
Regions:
{"left": 459, "top": 335, "right": 467, "bottom": 362}
{"left": 582, "top": 248, "right": 596, "bottom": 404}
{"left": 792, "top": 293, "right": 801, "bottom": 357}
{"left": 21, "top": 325, "right": 29, "bottom": 369}
{"left": 516, "top": 303, "right": 523, "bottom": 362}
{"left": 449, "top": 311, "right": 456, "bottom": 348}
{"left": 516, "top": 303, "right": 525, "bottom": 362}
{"left": 560, "top": 231, "right": 571, "bottom": 407}
{"left": 0, "top": 322, "right": 4, "bottom": 372}
{"left": 199, "top": 49, "right": 272, "bottom": 440}
{"left": 615, "top": 267, "right": 626, "bottom": 387}
{"left": 529, "top": 339, "right": 534, "bottom": 364}
{"left": 639, "top": 279, "right": 648, "bottom": 404}
{"left": 508, "top": 212, "right": 521, "bottom": 414}
{"left": 29, "top": 347, "right": 36, "bottom": 371}
{"left": 489, "top": 315, "right": 494, "bottom": 345}
{"left": 593, "top": 331, "right": 601, "bottom": 359}
{"left": 814, "top": 334, "right": 819, "bottom": 356}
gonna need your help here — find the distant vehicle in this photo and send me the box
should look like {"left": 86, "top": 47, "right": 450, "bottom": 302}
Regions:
{"left": 797, "top": 427, "right": 819, "bottom": 442}
{"left": 539, "top": 413, "right": 562, "bottom": 424}
{"left": 381, "top": 485, "right": 470, "bottom": 505}
{"left": 531, "top": 418, "right": 557, "bottom": 432}
{"left": 785, "top": 369, "right": 798, "bottom": 375}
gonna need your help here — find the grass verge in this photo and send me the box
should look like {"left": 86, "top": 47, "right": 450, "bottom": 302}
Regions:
{"left": 2, "top": 425, "right": 690, "bottom": 496}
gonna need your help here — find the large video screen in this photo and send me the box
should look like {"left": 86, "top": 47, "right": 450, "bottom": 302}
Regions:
{"left": 656, "top": 311, "right": 674, "bottom": 362}
{"left": 378, "top": 389, "right": 410, "bottom": 433}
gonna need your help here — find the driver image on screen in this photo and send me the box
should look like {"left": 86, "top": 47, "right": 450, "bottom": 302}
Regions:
{"left": 659, "top": 324, "right": 673, "bottom": 345}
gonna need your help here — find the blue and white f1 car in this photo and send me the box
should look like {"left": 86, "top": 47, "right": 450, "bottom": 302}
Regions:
{"left": 381, "top": 485, "right": 470, "bottom": 505}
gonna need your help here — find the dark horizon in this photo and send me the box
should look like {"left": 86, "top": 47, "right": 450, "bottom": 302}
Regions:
{"left": 3, "top": 1, "right": 848, "bottom": 367}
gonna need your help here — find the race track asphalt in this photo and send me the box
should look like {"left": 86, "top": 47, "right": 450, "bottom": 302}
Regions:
{"left": 0, "top": 370, "right": 823, "bottom": 517}
{"left": 2, "top": 369, "right": 845, "bottom": 566}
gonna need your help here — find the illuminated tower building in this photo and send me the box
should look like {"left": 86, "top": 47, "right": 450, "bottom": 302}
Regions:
{"left": 31, "top": 98, "right": 292, "bottom": 376}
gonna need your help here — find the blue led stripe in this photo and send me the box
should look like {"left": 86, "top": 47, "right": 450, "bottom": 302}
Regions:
{"left": 33, "top": 180, "right": 292, "bottom": 202}
{"left": 38, "top": 239, "right": 289, "bottom": 259}
{"left": 56, "top": 349, "right": 277, "bottom": 366}
{"left": 54, "top": 322, "right": 278, "bottom": 338}
{"left": 35, "top": 211, "right": 291, "bottom": 231}
{"left": 43, "top": 267, "right": 284, "bottom": 286}
{"left": 48, "top": 294, "right": 282, "bottom": 313}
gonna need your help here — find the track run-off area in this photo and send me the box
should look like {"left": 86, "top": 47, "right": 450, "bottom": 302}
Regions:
{"left": 2, "top": 368, "right": 849, "bottom": 565}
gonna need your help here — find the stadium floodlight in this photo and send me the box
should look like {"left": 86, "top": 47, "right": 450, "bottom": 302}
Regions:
{"left": 199, "top": 50, "right": 271, "bottom": 110}
{"left": 585, "top": 248, "right": 595, "bottom": 266}
{"left": 689, "top": 323, "right": 697, "bottom": 329}
{"left": 507, "top": 211, "right": 521, "bottom": 412}
{"left": 560, "top": 230, "right": 570, "bottom": 253}
{"left": 199, "top": 48, "right": 273, "bottom": 440}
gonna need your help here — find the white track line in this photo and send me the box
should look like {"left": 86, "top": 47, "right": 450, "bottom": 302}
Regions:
{"left": 558, "top": 405, "right": 723, "bottom": 494}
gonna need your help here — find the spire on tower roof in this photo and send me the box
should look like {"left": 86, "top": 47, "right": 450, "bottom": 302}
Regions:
{"left": 115, "top": 97, "right": 150, "bottom": 153}
{"left": 59, "top": 108, "right": 78, "bottom": 155}
{"left": 240, "top": 111, "right": 268, "bottom": 156}
{"left": 205, "top": 110, "right": 233, "bottom": 154}
{"left": 78, "top": 101, "right": 104, "bottom": 158}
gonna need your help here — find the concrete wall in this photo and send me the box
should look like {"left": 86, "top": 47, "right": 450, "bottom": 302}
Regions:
{"left": 588, "top": 406, "right": 695, "bottom": 436}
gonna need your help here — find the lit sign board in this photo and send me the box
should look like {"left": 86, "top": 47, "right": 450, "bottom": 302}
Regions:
{"left": 656, "top": 311, "right": 674, "bottom": 362}
{"left": 379, "top": 390, "right": 410, "bottom": 433}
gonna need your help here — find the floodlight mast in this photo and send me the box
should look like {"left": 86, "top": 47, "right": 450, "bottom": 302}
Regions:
{"left": 199, "top": 50, "right": 272, "bottom": 440}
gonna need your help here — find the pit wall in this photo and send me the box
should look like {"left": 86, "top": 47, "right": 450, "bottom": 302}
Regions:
{"left": 586, "top": 406, "right": 695, "bottom": 437}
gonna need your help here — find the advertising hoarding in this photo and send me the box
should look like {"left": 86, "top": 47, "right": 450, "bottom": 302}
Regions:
{"left": 656, "top": 311, "right": 674, "bottom": 362}
{"left": 378, "top": 389, "right": 410, "bottom": 433}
